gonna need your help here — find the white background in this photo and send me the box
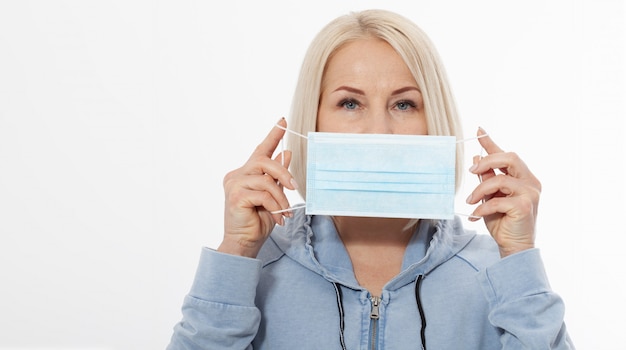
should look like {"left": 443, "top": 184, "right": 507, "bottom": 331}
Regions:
{"left": 0, "top": 0, "right": 624, "bottom": 349}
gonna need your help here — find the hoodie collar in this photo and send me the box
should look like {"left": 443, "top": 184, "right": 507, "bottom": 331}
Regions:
{"left": 270, "top": 211, "right": 476, "bottom": 291}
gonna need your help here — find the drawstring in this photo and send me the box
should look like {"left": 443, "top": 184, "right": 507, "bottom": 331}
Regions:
{"left": 415, "top": 275, "right": 427, "bottom": 350}
{"left": 333, "top": 277, "right": 426, "bottom": 350}
{"left": 332, "top": 282, "right": 347, "bottom": 350}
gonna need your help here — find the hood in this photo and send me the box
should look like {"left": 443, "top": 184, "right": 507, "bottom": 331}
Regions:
{"left": 267, "top": 209, "right": 477, "bottom": 291}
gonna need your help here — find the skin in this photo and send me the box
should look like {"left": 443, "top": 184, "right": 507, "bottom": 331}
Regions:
{"left": 220, "top": 37, "right": 540, "bottom": 295}
{"left": 316, "top": 38, "right": 427, "bottom": 295}
{"left": 467, "top": 127, "right": 540, "bottom": 257}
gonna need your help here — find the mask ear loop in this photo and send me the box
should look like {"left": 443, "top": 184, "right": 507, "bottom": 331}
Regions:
{"left": 479, "top": 145, "right": 485, "bottom": 203}
{"left": 271, "top": 124, "right": 308, "bottom": 215}
{"left": 275, "top": 123, "right": 308, "bottom": 140}
{"left": 271, "top": 125, "right": 490, "bottom": 219}
{"left": 455, "top": 133, "right": 489, "bottom": 144}
{"left": 271, "top": 203, "right": 307, "bottom": 214}
{"left": 280, "top": 135, "right": 285, "bottom": 167}
{"left": 454, "top": 132, "right": 489, "bottom": 220}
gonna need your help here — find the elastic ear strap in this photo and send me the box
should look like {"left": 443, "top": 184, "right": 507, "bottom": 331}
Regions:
{"left": 277, "top": 123, "right": 487, "bottom": 144}
{"left": 456, "top": 133, "right": 489, "bottom": 144}
{"left": 455, "top": 212, "right": 481, "bottom": 220}
{"left": 280, "top": 137, "right": 285, "bottom": 167}
{"left": 273, "top": 124, "right": 485, "bottom": 220}
{"left": 275, "top": 124, "right": 308, "bottom": 139}
{"left": 270, "top": 203, "right": 306, "bottom": 214}
{"left": 275, "top": 124, "right": 307, "bottom": 168}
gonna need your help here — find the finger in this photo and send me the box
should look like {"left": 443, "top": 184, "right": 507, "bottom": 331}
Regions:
{"left": 252, "top": 118, "right": 288, "bottom": 158}
{"left": 471, "top": 155, "right": 496, "bottom": 204}
{"left": 275, "top": 150, "right": 292, "bottom": 171}
{"left": 273, "top": 150, "right": 297, "bottom": 191}
{"left": 470, "top": 197, "right": 510, "bottom": 221}
{"left": 267, "top": 152, "right": 297, "bottom": 190}
{"left": 466, "top": 174, "right": 515, "bottom": 205}
{"left": 477, "top": 127, "right": 504, "bottom": 155}
{"left": 232, "top": 188, "right": 287, "bottom": 225}
{"left": 253, "top": 188, "right": 291, "bottom": 224}
{"left": 226, "top": 176, "right": 291, "bottom": 222}
{"left": 471, "top": 152, "right": 533, "bottom": 179}
{"left": 240, "top": 174, "right": 292, "bottom": 210}
{"left": 472, "top": 155, "right": 496, "bottom": 182}
{"left": 471, "top": 195, "right": 535, "bottom": 223}
{"left": 474, "top": 128, "right": 532, "bottom": 178}
{"left": 242, "top": 150, "right": 297, "bottom": 190}
{"left": 474, "top": 128, "right": 511, "bottom": 175}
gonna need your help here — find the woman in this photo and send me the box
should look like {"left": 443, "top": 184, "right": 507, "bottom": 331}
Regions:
{"left": 168, "top": 9, "right": 574, "bottom": 349}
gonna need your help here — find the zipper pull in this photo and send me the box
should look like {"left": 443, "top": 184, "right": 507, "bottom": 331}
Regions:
{"left": 370, "top": 296, "right": 380, "bottom": 320}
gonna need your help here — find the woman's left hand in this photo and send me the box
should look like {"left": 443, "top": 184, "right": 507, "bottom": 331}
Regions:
{"left": 465, "top": 128, "right": 541, "bottom": 258}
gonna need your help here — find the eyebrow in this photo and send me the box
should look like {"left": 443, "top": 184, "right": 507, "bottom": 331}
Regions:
{"left": 333, "top": 86, "right": 365, "bottom": 95}
{"left": 332, "top": 85, "right": 421, "bottom": 95}
{"left": 391, "top": 86, "right": 421, "bottom": 95}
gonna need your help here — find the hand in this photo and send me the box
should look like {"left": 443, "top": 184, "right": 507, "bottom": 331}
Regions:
{"left": 219, "top": 118, "right": 297, "bottom": 258}
{"left": 465, "top": 128, "right": 541, "bottom": 258}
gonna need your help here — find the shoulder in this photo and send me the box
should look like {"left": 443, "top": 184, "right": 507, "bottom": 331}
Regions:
{"left": 455, "top": 232, "right": 501, "bottom": 271}
{"left": 435, "top": 217, "right": 500, "bottom": 271}
{"left": 256, "top": 209, "right": 310, "bottom": 267}
{"left": 256, "top": 234, "right": 284, "bottom": 267}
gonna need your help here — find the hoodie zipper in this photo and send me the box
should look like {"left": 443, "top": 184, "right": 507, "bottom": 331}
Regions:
{"left": 369, "top": 296, "right": 381, "bottom": 350}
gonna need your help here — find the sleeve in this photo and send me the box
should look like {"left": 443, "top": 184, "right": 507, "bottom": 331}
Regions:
{"left": 167, "top": 247, "right": 263, "bottom": 350}
{"left": 478, "top": 248, "right": 575, "bottom": 349}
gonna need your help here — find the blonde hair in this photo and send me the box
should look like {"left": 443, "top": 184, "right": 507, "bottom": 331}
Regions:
{"left": 288, "top": 9, "right": 463, "bottom": 199}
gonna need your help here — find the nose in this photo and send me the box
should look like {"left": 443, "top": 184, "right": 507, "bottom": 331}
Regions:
{"left": 364, "top": 109, "right": 393, "bottom": 134}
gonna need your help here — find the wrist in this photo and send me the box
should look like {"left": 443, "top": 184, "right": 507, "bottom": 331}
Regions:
{"left": 499, "top": 243, "right": 535, "bottom": 258}
{"left": 218, "top": 237, "right": 263, "bottom": 258}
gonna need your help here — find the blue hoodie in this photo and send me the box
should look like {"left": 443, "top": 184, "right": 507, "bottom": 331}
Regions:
{"left": 167, "top": 211, "right": 574, "bottom": 349}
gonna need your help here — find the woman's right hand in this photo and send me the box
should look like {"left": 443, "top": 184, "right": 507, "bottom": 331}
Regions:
{"left": 218, "top": 118, "right": 298, "bottom": 258}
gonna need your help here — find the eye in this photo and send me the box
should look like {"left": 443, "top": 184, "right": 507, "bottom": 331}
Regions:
{"left": 395, "top": 100, "right": 416, "bottom": 111}
{"left": 339, "top": 98, "right": 360, "bottom": 110}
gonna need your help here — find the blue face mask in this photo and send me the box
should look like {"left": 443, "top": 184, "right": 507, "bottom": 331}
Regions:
{"left": 305, "top": 132, "right": 456, "bottom": 219}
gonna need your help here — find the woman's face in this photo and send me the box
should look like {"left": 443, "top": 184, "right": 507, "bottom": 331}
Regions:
{"left": 317, "top": 37, "right": 427, "bottom": 135}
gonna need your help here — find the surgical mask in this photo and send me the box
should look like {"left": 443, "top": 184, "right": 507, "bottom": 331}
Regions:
{"left": 305, "top": 132, "right": 456, "bottom": 219}
{"left": 273, "top": 125, "right": 485, "bottom": 220}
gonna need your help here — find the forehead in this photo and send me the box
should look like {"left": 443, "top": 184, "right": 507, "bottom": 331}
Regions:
{"left": 322, "top": 38, "right": 416, "bottom": 88}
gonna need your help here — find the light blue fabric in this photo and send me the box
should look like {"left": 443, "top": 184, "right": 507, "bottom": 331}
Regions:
{"left": 306, "top": 132, "right": 456, "bottom": 219}
{"left": 167, "top": 210, "right": 575, "bottom": 349}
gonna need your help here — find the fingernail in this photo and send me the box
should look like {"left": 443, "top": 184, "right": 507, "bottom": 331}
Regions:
{"left": 466, "top": 193, "right": 473, "bottom": 204}
{"left": 469, "top": 163, "right": 478, "bottom": 173}
{"left": 290, "top": 178, "right": 299, "bottom": 190}
{"left": 282, "top": 208, "right": 292, "bottom": 218}
{"left": 478, "top": 126, "right": 487, "bottom": 134}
